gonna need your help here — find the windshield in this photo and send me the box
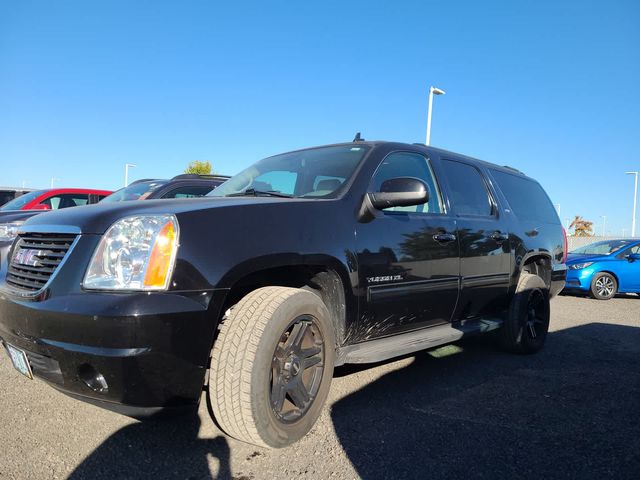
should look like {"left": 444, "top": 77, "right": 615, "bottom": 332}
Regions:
{"left": 0, "top": 190, "right": 46, "bottom": 211}
{"left": 571, "top": 240, "right": 632, "bottom": 255}
{"left": 100, "top": 180, "right": 168, "bottom": 203}
{"left": 208, "top": 145, "right": 370, "bottom": 198}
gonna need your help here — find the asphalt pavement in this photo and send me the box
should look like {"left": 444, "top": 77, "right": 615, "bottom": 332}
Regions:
{"left": 1, "top": 294, "right": 639, "bottom": 480}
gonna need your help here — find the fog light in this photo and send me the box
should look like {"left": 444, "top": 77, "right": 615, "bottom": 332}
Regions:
{"left": 78, "top": 364, "right": 109, "bottom": 393}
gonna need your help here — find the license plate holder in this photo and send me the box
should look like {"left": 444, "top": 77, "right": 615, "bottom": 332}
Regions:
{"left": 5, "top": 343, "right": 33, "bottom": 379}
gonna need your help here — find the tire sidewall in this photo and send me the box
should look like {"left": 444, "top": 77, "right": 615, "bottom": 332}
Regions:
{"left": 515, "top": 284, "right": 550, "bottom": 353}
{"left": 250, "top": 291, "right": 336, "bottom": 448}
{"left": 501, "top": 273, "right": 550, "bottom": 354}
{"left": 590, "top": 272, "right": 617, "bottom": 300}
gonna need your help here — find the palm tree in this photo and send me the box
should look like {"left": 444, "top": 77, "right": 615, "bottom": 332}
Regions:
{"left": 569, "top": 216, "right": 594, "bottom": 237}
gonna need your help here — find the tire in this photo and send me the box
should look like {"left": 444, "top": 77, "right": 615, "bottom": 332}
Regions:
{"left": 498, "top": 272, "right": 550, "bottom": 354}
{"left": 208, "top": 286, "right": 336, "bottom": 448}
{"left": 589, "top": 272, "right": 617, "bottom": 300}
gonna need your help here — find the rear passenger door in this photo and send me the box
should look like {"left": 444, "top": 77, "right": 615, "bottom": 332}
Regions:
{"left": 355, "top": 151, "right": 460, "bottom": 339}
{"left": 440, "top": 159, "right": 511, "bottom": 320}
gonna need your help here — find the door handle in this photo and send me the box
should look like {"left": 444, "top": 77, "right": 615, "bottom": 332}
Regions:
{"left": 433, "top": 233, "right": 457, "bottom": 243}
{"left": 491, "top": 231, "right": 509, "bottom": 243}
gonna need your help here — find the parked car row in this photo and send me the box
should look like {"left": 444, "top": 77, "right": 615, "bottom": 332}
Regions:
{"left": 0, "top": 140, "right": 567, "bottom": 448}
{"left": 0, "top": 174, "right": 229, "bottom": 263}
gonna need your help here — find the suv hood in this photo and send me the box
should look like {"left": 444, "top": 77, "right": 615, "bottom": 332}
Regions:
{"left": 0, "top": 210, "right": 46, "bottom": 224}
{"left": 20, "top": 196, "right": 306, "bottom": 234}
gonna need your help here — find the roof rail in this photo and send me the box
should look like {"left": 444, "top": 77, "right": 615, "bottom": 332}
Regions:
{"left": 502, "top": 165, "right": 524, "bottom": 174}
{"left": 129, "top": 178, "right": 160, "bottom": 185}
{"left": 171, "top": 174, "right": 231, "bottom": 180}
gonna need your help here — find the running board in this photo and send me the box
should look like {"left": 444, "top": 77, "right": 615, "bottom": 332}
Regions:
{"left": 335, "top": 318, "right": 503, "bottom": 366}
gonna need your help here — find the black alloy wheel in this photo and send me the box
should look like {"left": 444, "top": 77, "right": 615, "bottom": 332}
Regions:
{"left": 270, "top": 316, "right": 325, "bottom": 423}
{"left": 524, "top": 289, "right": 547, "bottom": 340}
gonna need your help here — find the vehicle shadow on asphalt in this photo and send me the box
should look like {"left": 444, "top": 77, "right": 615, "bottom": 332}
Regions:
{"left": 331, "top": 323, "right": 640, "bottom": 480}
{"left": 67, "top": 414, "right": 230, "bottom": 480}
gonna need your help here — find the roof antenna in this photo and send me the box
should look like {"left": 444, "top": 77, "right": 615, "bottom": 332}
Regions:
{"left": 353, "top": 132, "right": 364, "bottom": 142}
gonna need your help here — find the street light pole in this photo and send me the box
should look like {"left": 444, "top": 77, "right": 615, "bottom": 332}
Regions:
{"left": 626, "top": 172, "right": 638, "bottom": 237}
{"left": 50, "top": 177, "right": 60, "bottom": 188}
{"left": 600, "top": 215, "right": 607, "bottom": 237}
{"left": 426, "top": 86, "right": 446, "bottom": 146}
{"left": 125, "top": 163, "right": 137, "bottom": 187}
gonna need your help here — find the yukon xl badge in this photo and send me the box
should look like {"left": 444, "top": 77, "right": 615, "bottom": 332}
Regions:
{"left": 13, "top": 249, "right": 45, "bottom": 267}
{"left": 367, "top": 275, "right": 403, "bottom": 284}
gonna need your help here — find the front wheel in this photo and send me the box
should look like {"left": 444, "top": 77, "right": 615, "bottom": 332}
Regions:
{"left": 590, "top": 272, "right": 617, "bottom": 300}
{"left": 208, "top": 286, "right": 335, "bottom": 448}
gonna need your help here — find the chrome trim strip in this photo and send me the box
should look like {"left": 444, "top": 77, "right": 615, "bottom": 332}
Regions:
{"left": 461, "top": 273, "right": 510, "bottom": 288}
{"left": 17, "top": 225, "right": 82, "bottom": 235}
{"left": 368, "top": 277, "right": 460, "bottom": 302}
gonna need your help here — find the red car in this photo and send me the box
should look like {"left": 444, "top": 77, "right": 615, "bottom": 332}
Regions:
{"left": 0, "top": 188, "right": 113, "bottom": 211}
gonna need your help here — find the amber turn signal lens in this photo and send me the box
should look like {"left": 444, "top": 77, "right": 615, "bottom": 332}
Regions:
{"left": 143, "top": 220, "right": 178, "bottom": 289}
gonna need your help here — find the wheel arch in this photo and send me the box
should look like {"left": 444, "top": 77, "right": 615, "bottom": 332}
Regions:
{"left": 593, "top": 269, "right": 619, "bottom": 285}
{"left": 215, "top": 254, "right": 355, "bottom": 347}
{"left": 518, "top": 252, "right": 553, "bottom": 288}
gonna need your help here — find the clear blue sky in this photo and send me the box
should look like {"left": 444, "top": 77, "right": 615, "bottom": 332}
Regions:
{"left": 1, "top": 0, "right": 638, "bottom": 235}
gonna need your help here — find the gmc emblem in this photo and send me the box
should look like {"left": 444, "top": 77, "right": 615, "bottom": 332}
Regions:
{"left": 13, "top": 249, "right": 45, "bottom": 267}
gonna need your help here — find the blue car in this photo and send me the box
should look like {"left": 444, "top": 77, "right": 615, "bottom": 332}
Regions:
{"left": 564, "top": 239, "right": 640, "bottom": 299}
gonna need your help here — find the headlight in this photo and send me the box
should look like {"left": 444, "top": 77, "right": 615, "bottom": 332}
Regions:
{"left": 0, "top": 222, "right": 24, "bottom": 241}
{"left": 569, "top": 262, "right": 593, "bottom": 270}
{"left": 84, "top": 215, "right": 179, "bottom": 291}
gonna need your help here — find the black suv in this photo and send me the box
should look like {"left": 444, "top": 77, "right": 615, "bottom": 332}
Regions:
{"left": 0, "top": 141, "right": 566, "bottom": 448}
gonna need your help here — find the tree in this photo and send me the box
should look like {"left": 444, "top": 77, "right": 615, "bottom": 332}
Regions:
{"left": 569, "top": 215, "right": 594, "bottom": 237}
{"left": 185, "top": 160, "right": 212, "bottom": 175}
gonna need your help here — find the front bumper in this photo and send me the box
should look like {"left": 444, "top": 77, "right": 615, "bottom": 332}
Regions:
{"left": 0, "top": 288, "right": 226, "bottom": 417}
{"left": 563, "top": 267, "right": 594, "bottom": 292}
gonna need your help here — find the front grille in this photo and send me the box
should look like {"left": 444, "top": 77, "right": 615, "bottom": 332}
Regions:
{"left": 7, "top": 233, "right": 78, "bottom": 292}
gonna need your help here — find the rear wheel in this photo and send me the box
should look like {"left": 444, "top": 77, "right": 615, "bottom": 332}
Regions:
{"left": 208, "top": 286, "right": 335, "bottom": 448}
{"left": 498, "top": 272, "right": 550, "bottom": 354}
{"left": 590, "top": 272, "right": 617, "bottom": 300}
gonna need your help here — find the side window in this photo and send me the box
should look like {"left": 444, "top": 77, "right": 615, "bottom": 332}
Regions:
{"left": 42, "top": 194, "right": 89, "bottom": 209}
{"left": 441, "top": 160, "right": 492, "bottom": 216}
{"left": 371, "top": 152, "right": 442, "bottom": 214}
{"left": 162, "top": 185, "right": 214, "bottom": 199}
{"left": 623, "top": 245, "right": 640, "bottom": 256}
{"left": 490, "top": 170, "right": 559, "bottom": 223}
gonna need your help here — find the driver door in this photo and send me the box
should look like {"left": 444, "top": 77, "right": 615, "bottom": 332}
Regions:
{"left": 355, "top": 151, "right": 460, "bottom": 340}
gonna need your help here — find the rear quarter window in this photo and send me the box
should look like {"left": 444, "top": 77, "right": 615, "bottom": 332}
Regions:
{"left": 490, "top": 170, "right": 559, "bottom": 224}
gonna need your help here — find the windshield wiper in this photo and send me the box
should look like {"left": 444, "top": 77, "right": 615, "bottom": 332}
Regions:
{"left": 225, "top": 188, "right": 294, "bottom": 198}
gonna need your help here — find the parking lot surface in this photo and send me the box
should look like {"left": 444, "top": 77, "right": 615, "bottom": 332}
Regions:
{"left": 1, "top": 294, "right": 639, "bottom": 480}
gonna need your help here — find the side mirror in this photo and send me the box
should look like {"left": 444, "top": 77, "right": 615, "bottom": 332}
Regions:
{"left": 627, "top": 253, "right": 640, "bottom": 262}
{"left": 368, "top": 177, "right": 429, "bottom": 210}
{"left": 31, "top": 204, "right": 51, "bottom": 211}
